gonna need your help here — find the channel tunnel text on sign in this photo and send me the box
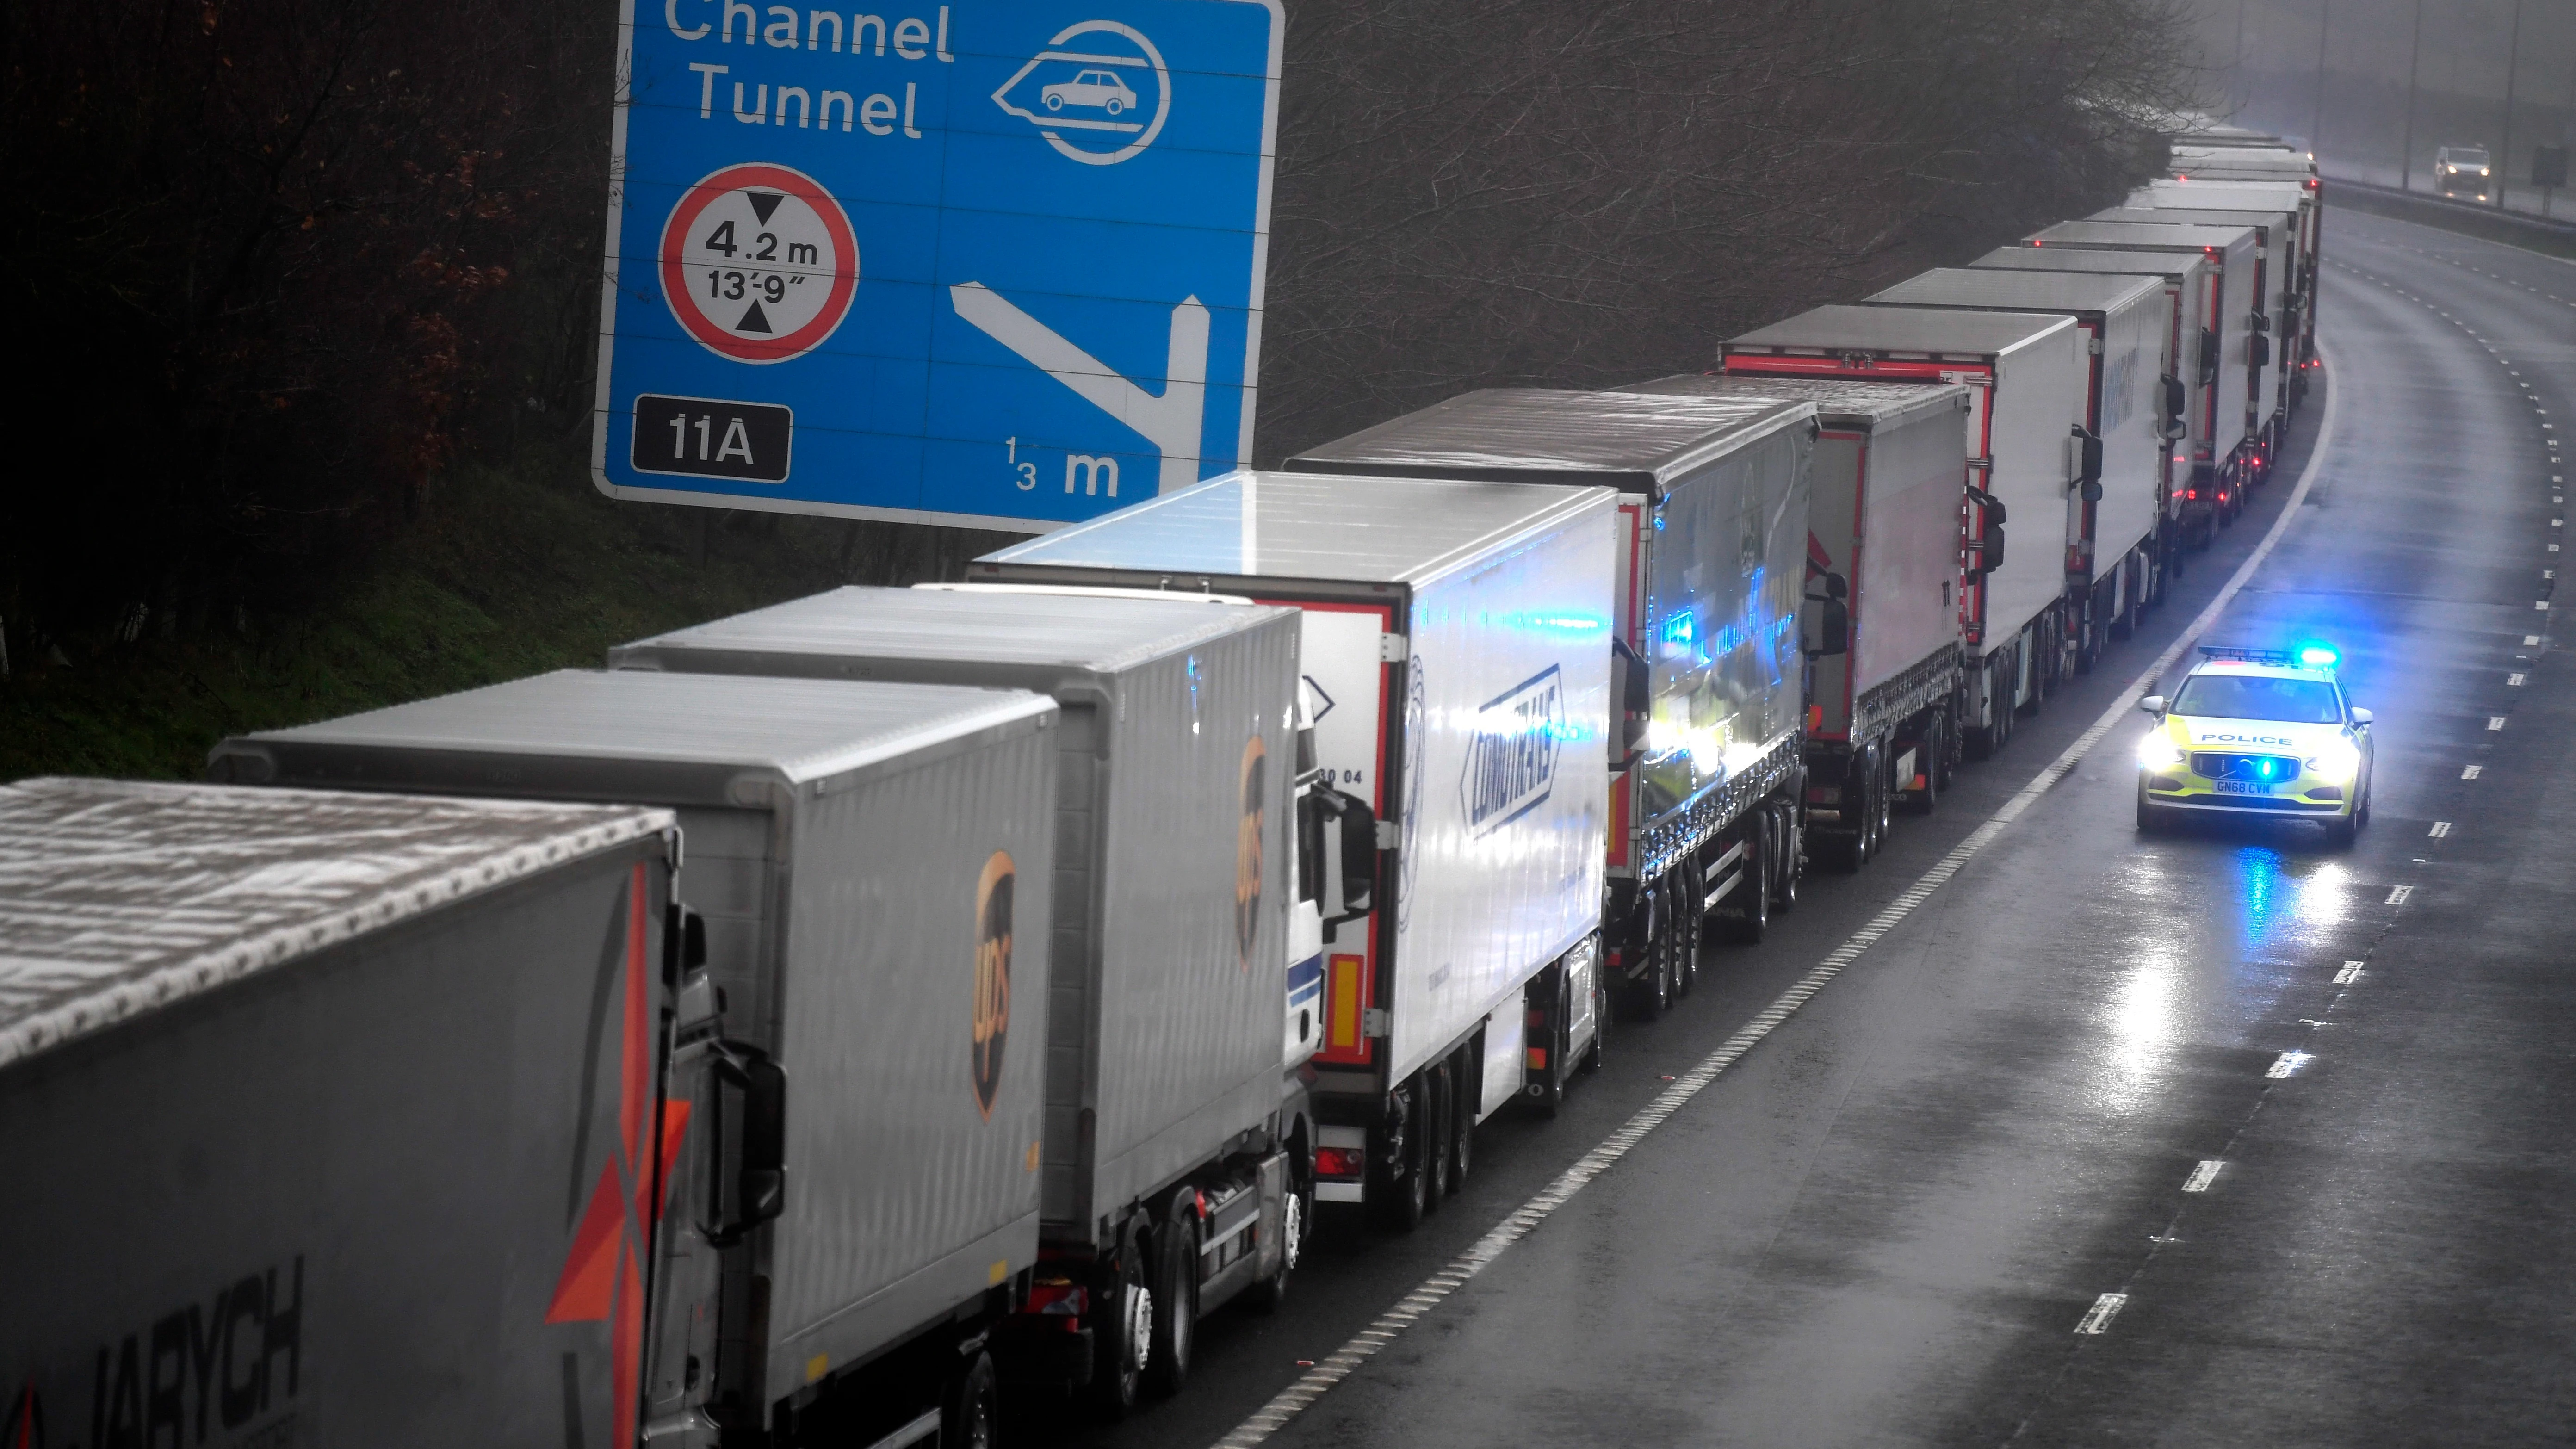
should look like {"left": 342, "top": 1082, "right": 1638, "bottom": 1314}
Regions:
{"left": 594, "top": 0, "right": 1282, "bottom": 530}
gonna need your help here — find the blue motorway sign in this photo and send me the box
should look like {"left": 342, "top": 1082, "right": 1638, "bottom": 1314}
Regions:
{"left": 594, "top": 0, "right": 1282, "bottom": 529}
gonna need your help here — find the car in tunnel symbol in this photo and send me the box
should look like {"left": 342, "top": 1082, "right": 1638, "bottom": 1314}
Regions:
{"left": 1044, "top": 69, "right": 1137, "bottom": 115}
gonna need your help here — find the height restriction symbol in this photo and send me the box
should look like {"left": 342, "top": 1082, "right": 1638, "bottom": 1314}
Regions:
{"left": 659, "top": 162, "right": 858, "bottom": 364}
